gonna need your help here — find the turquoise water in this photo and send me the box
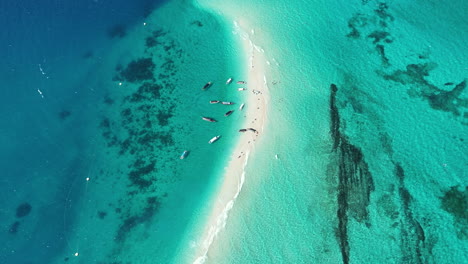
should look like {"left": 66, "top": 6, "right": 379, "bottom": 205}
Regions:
{"left": 1, "top": 0, "right": 246, "bottom": 263}
{"left": 53, "top": 2, "right": 248, "bottom": 263}
{"left": 196, "top": 0, "right": 467, "bottom": 263}
{"left": 1, "top": 0, "right": 466, "bottom": 263}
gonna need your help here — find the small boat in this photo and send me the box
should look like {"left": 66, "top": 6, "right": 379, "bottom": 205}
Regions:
{"left": 202, "top": 82, "right": 212, "bottom": 90}
{"left": 222, "top": 101, "right": 235, "bottom": 105}
{"left": 239, "top": 103, "right": 245, "bottom": 110}
{"left": 225, "top": 110, "right": 234, "bottom": 117}
{"left": 237, "top": 81, "right": 246, "bottom": 84}
{"left": 180, "top": 150, "right": 189, "bottom": 159}
{"left": 239, "top": 129, "right": 247, "bottom": 132}
{"left": 202, "top": 117, "right": 217, "bottom": 122}
{"left": 238, "top": 88, "right": 247, "bottom": 91}
{"left": 226, "top": 78, "right": 233, "bottom": 84}
{"left": 210, "top": 100, "right": 220, "bottom": 104}
{"left": 208, "top": 135, "right": 220, "bottom": 144}
{"left": 248, "top": 128, "right": 257, "bottom": 133}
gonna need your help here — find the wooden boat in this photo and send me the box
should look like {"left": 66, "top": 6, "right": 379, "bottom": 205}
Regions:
{"left": 202, "top": 117, "right": 217, "bottom": 122}
{"left": 202, "top": 82, "right": 212, "bottom": 90}
{"left": 208, "top": 135, "right": 220, "bottom": 144}
{"left": 237, "top": 81, "right": 246, "bottom": 84}
{"left": 239, "top": 129, "right": 247, "bottom": 132}
{"left": 238, "top": 88, "right": 247, "bottom": 91}
{"left": 180, "top": 150, "right": 189, "bottom": 159}
{"left": 221, "top": 101, "right": 235, "bottom": 105}
{"left": 225, "top": 110, "right": 234, "bottom": 117}
{"left": 239, "top": 103, "right": 245, "bottom": 110}
{"left": 210, "top": 100, "right": 220, "bottom": 104}
{"left": 248, "top": 128, "right": 257, "bottom": 133}
{"left": 226, "top": 78, "right": 233, "bottom": 84}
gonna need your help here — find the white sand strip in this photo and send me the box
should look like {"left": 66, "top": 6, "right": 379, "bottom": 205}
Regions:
{"left": 192, "top": 19, "right": 269, "bottom": 264}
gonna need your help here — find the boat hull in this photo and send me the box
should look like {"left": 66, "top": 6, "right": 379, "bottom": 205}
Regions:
{"left": 208, "top": 136, "right": 220, "bottom": 144}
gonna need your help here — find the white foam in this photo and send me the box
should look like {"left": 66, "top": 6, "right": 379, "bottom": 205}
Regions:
{"left": 193, "top": 152, "right": 250, "bottom": 264}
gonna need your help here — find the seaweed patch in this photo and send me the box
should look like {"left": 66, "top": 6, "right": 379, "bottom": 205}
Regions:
{"left": 16, "top": 203, "right": 32, "bottom": 218}
{"left": 440, "top": 185, "right": 468, "bottom": 239}
{"left": 328, "top": 84, "right": 375, "bottom": 264}
{"left": 346, "top": 2, "right": 394, "bottom": 67}
{"left": 191, "top": 20, "right": 203, "bottom": 27}
{"left": 114, "top": 58, "right": 155, "bottom": 83}
{"left": 145, "top": 29, "right": 167, "bottom": 49}
{"left": 394, "top": 164, "right": 433, "bottom": 263}
{"left": 115, "top": 196, "right": 161, "bottom": 242}
{"left": 8, "top": 221, "right": 20, "bottom": 234}
{"left": 59, "top": 110, "right": 71, "bottom": 120}
{"left": 97, "top": 25, "right": 191, "bottom": 260}
{"left": 107, "top": 24, "right": 127, "bottom": 39}
{"left": 381, "top": 64, "right": 467, "bottom": 117}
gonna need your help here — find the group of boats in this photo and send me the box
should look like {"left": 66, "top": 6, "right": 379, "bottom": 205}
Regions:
{"left": 180, "top": 78, "right": 250, "bottom": 159}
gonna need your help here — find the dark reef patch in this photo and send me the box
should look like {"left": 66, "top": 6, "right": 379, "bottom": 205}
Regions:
{"left": 104, "top": 96, "right": 114, "bottom": 105}
{"left": 107, "top": 24, "right": 127, "bottom": 39}
{"left": 381, "top": 64, "right": 467, "bottom": 117}
{"left": 346, "top": 3, "right": 466, "bottom": 120}
{"left": 114, "top": 58, "right": 155, "bottom": 83}
{"left": 374, "top": 2, "right": 394, "bottom": 26}
{"left": 191, "top": 20, "right": 203, "bottom": 27}
{"left": 16, "top": 203, "right": 32, "bottom": 218}
{"left": 427, "top": 80, "right": 466, "bottom": 116}
{"left": 375, "top": 44, "right": 389, "bottom": 66}
{"left": 115, "top": 196, "right": 161, "bottom": 242}
{"left": 97, "top": 24, "right": 188, "bottom": 260}
{"left": 59, "top": 110, "right": 71, "bottom": 120}
{"left": 346, "top": 13, "right": 368, "bottom": 39}
{"left": 8, "top": 221, "right": 20, "bottom": 234}
{"left": 128, "top": 161, "right": 156, "bottom": 188}
{"left": 82, "top": 50, "right": 93, "bottom": 59}
{"left": 346, "top": 2, "right": 394, "bottom": 67}
{"left": 367, "top": 30, "right": 393, "bottom": 45}
{"left": 145, "top": 29, "right": 167, "bottom": 49}
{"left": 329, "top": 84, "right": 340, "bottom": 150}
{"left": 98, "top": 211, "right": 108, "bottom": 219}
{"left": 329, "top": 84, "right": 375, "bottom": 264}
{"left": 127, "top": 82, "right": 162, "bottom": 103}
{"left": 395, "top": 164, "right": 432, "bottom": 263}
{"left": 156, "top": 110, "right": 172, "bottom": 126}
{"left": 441, "top": 185, "right": 468, "bottom": 239}
{"left": 381, "top": 63, "right": 437, "bottom": 85}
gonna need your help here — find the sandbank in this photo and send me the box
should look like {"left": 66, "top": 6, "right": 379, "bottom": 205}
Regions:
{"left": 191, "top": 18, "right": 270, "bottom": 264}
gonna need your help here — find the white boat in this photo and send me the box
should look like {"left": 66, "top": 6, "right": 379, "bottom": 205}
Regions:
{"left": 238, "top": 88, "right": 246, "bottom": 91}
{"left": 180, "top": 150, "right": 189, "bottom": 159}
{"left": 222, "top": 101, "right": 235, "bottom": 105}
{"left": 239, "top": 103, "right": 245, "bottom": 110}
{"left": 226, "top": 78, "right": 233, "bottom": 84}
{"left": 208, "top": 135, "right": 221, "bottom": 144}
{"left": 202, "top": 117, "right": 217, "bottom": 122}
{"left": 202, "top": 82, "right": 212, "bottom": 90}
{"left": 237, "top": 81, "right": 246, "bottom": 84}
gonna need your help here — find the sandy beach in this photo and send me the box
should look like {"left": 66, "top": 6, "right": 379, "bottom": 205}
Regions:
{"left": 192, "top": 18, "right": 270, "bottom": 264}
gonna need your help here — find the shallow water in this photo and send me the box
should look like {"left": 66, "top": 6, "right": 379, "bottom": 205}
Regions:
{"left": 2, "top": 0, "right": 466, "bottom": 263}
{"left": 196, "top": 0, "right": 467, "bottom": 263}
{"left": 0, "top": 0, "right": 246, "bottom": 263}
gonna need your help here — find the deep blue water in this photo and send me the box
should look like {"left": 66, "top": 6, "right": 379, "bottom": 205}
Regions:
{"left": 0, "top": 1, "right": 166, "bottom": 263}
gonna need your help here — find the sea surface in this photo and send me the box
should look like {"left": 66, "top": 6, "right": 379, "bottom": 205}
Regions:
{"left": 1, "top": 0, "right": 467, "bottom": 264}
{"left": 197, "top": 0, "right": 468, "bottom": 263}
{"left": 0, "top": 0, "right": 245, "bottom": 263}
